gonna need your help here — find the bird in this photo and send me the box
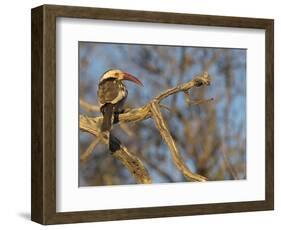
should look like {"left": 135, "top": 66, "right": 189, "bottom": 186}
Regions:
{"left": 97, "top": 69, "right": 143, "bottom": 151}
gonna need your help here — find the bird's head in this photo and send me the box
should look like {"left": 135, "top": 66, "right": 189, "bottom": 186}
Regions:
{"left": 99, "top": 69, "right": 143, "bottom": 86}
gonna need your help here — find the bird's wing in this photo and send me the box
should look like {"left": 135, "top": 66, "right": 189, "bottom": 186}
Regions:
{"left": 98, "top": 79, "right": 125, "bottom": 105}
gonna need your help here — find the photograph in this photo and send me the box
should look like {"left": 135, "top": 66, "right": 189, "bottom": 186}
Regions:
{"left": 78, "top": 42, "right": 246, "bottom": 186}
{"left": 30, "top": 4, "right": 273, "bottom": 224}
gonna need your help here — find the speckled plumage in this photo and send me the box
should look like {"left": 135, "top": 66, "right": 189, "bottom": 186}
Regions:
{"left": 98, "top": 78, "right": 128, "bottom": 112}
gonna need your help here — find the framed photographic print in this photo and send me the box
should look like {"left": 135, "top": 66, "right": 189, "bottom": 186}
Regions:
{"left": 31, "top": 4, "right": 274, "bottom": 225}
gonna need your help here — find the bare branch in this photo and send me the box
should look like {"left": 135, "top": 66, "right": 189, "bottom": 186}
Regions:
{"left": 79, "top": 72, "right": 211, "bottom": 183}
{"left": 184, "top": 91, "right": 214, "bottom": 105}
{"left": 80, "top": 99, "right": 100, "bottom": 112}
{"left": 113, "top": 146, "right": 152, "bottom": 184}
{"left": 80, "top": 136, "right": 101, "bottom": 163}
{"left": 119, "top": 123, "right": 134, "bottom": 136}
{"left": 141, "top": 155, "right": 175, "bottom": 182}
{"left": 150, "top": 102, "right": 206, "bottom": 182}
{"left": 154, "top": 72, "right": 210, "bottom": 102}
{"left": 80, "top": 116, "right": 152, "bottom": 184}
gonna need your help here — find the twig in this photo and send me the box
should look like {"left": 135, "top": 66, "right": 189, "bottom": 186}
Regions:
{"left": 80, "top": 99, "right": 100, "bottom": 112}
{"left": 141, "top": 155, "right": 175, "bottom": 182}
{"left": 184, "top": 91, "right": 214, "bottom": 105}
{"left": 80, "top": 136, "right": 101, "bottom": 163}
{"left": 119, "top": 123, "right": 134, "bottom": 136}
{"left": 220, "top": 143, "right": 239, "bottom": 180}
{"left": 159, "top": 104, "right": 173, "bottom": 112}
{"left": 154, "top": 72, "right": 210, "bottom": 102}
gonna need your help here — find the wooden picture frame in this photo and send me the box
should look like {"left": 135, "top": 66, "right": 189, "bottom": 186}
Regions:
{"left": 31, "top": 4, "right": 274, "bottom": 225}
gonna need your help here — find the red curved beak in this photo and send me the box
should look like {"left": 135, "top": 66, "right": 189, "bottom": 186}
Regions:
{"left": 122, "top": 72, "right": 143, "bottom": 87}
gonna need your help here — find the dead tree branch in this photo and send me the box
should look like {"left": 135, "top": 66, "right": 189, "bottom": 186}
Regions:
{"left": 80, "top": 136, "right": 101, "bottom": 163}
{"left": 80, "top": 72, "right": 211, "bottom": 183}
{"left": 80, "top": 99, "right": 100, "bottom": 112}
{"left": 80, "top": 118, "right": 152, "bottom": 184}
{"left": 150, "top": 102, "right": 206, "bottom": 181}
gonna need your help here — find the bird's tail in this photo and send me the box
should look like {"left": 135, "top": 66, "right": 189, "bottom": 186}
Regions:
{"left": 101, "top": 103, "right": 114, "bottom": 132}
{"left": 109, "top": 133, "right": 121, "bottom": 152}
{"left": 101, "top": 104, "right": 121, "bottom": 152}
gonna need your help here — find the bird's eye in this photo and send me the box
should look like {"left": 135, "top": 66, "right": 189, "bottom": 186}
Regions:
{"left": 114, "top": 72, "right": 119, "bottom": 77}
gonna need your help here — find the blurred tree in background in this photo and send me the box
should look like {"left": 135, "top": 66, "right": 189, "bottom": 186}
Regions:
{"left": 79, "top": 42, "right": 246, "bottom": 186}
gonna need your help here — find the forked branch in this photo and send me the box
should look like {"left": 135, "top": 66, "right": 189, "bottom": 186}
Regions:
{"left": 80, "top": 72, "right": 211, "bottom": 183}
